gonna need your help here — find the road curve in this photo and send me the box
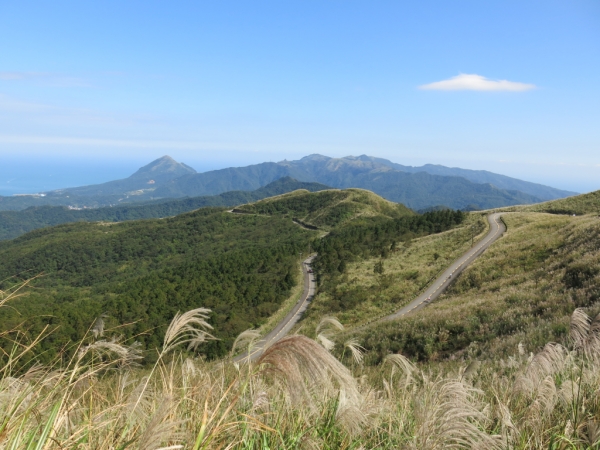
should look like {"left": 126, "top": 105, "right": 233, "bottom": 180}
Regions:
{"left": 384, "top": 213, "right": 505, "bottom": 321}
{"left": 233, "top": 255, "right": 317, "bottom": 363}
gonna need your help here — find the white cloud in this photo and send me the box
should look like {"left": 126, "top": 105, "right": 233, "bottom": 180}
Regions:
{"left": 419, "top": 74, "right": 536, "bottom": 91}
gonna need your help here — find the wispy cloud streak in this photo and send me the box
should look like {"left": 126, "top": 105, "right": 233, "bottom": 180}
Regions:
{"left": 419, "top": 74, "right": 536, "bottom": 91}
{"left": 0, "top": 135, "right": 217, "bottom": 150}
{"left": 0, "top": 71, "right": 90, "bottom": 87}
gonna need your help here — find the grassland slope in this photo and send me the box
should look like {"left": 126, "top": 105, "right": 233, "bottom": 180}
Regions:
{"left": 516, "top": 188, "right": 600, "bottom": 215}
{"left": 235, "top": 188, "right": 414, "bottom": 230}
{"left": 350, "top": 212, "right": 600, "bottom": 364}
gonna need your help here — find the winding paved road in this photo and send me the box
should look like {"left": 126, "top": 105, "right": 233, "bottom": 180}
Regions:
{"left": 234, "top": 213, "right": 505, "bottom": 361}
{"left": 384, "top": 212, "right": 505, "bottom": 321}
{"left": 234, "top": 255, "right": 316, "bottom": 363}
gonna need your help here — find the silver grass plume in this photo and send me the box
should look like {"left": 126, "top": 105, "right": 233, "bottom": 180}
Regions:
{"left": 0, "top": 377, "right": 34, "bottom": 415}
{"left": 162, "top": 308, "right": 215, "bottom": 354}
{"left": 230, "top": 329, "right": 261, "bottom": 357}
{"left": 570, "top": 308, "right": 591, "bottom": 351}
{"left": 78, "top": 336, "right": 143, "bottom": 367}
{"left": 335, "top": 387, "right": 368, "bottom": 436}
{"left": 584, "top": 313, "right": 600, "bottom": 361}
{"left": 182, "top": 358, "right": 199, "bottom": 379}
{"left": 514, "top": 342, "right": 568, "bottom": 396}
{"left": 580, "top": 421, "right": 600, "bottom": 448}
{"left": 493, "top": 397, "right": 517, "bottom": 443}
{"left": 384, "top": 353, "right": 416, "bottom": 385}
{"left": 344, "top": 338, "right": 366, "bottom": 365}
{"left": 92, "top": 315, "right": 106, "bottom": 339}
{"left": 126, "top": 376, "right": 154, "bottom": 423}
{"left": 257, "top": 335, "right": 361, "bottom": 407}
{"left": 527, "top": 375, "right": 557, "bottom": 423}
{"left": 316, "top": 316, "right": 344, "bottom": 351}
{"left": 411, "top": 378, "right": 503, "bottom": 450}
{"left": 461, "top": 360, "right": 481, "bottom": 383}
{"left": 136, "top": 396, "right": 183, "bottom": 450}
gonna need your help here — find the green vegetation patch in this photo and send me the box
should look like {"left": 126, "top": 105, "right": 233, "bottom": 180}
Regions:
{"left": 516, "top": 189, "right": 600, "bottom": 216}
{"left": 0, "top": 177, "right": 330, "bottom": 241}
{"left": 303, "top": 209, "right": 470, "bottom": 327}
{"left": 355, "top": 212, "right": 600, "bottom": 364}
{"left": 236, "top": 188, "right": 413, "bottom": 230}
{"left": 0, "top": 207, "right": 317, "bottom": 365}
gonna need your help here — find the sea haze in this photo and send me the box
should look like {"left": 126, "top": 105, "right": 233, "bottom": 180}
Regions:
{"left": 0, "top": 159, "right": 136, "bottom": 195}
{"left": 0, "top": 156, "right": 234, "bottom": 196}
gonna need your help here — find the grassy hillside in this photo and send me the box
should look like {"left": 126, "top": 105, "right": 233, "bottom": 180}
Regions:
{"left": 2, "top": 210, "right": 599, "bottom": 447}
{"left": 0, "top": 207, "right": 318, "bottom": 364}
{"left": 516, "top": 189, "right": 600, "bottom": 215}
{"left": 235, "top": 188, "right": 414, "bottom": 230}
{"left": 304, "top": 211, "right": 483, "bottom": 328}
{"left": 348, "top": 212, "right": 600, "bottom": 364}
{"left": 0, "top": 177, "right": 329, "bottom": 241}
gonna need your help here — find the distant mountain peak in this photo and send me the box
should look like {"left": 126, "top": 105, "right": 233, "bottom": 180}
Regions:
{"left": 129, "top": 155, "right": 197, "bottom": 181}
{"left": 299, "top": 154, "right": 330, "bottom": 162}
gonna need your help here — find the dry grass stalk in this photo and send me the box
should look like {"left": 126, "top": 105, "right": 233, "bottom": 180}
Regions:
{"left": 257, "top": 335, "right": 361, "bottom": 408}
{"left": 315, "top": 316, "right": 344, "bottom": 351}
{"left": 230, "top": 329, "right": 261, "bottom": 357}
{"left": 163, "top": 308, "right": 215, "bottom": 353}
{"left": 137, "top": 395, "right": 183, "bottom": 450}
{"left": 411, "top": 378, "right": 502, "bottom": 450}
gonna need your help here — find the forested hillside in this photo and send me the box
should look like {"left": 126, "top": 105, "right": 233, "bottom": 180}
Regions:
{"left": 0, "top": 207, "right": 317, "bottom": 364}
{"left": 0, "top": 177, "right": 329, "bottom": 241}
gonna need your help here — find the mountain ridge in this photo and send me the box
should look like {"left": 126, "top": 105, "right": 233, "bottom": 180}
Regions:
{"left": 0, "top": 154, "right": 577, "bottom": 211}
{"left": 0, "top": 177, "right": 330, "bottom": 241}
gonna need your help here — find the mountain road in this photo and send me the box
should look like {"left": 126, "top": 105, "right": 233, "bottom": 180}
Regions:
{"left": 233, "top": 255, "right": 316, "bottom": 363}
{"left": 234, "top": 213, "right": 505, "bottom": 362}
{"left": 384, "top": 213, "right": 506, "bottom": 321}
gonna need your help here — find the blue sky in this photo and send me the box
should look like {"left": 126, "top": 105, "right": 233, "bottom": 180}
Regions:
{"left": 1, "top": 1, "right": 599, "bottom": 192}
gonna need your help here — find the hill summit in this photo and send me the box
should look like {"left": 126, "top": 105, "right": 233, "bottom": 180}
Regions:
{"left": 129, "top": 155, "right": 196, "bottom": 183}
{"left": 235, "top": 188, "right": 414, "bottom": 230}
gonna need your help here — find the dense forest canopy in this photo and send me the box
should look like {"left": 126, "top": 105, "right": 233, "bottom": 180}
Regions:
{"left": 0, "top": 207, "right": 316, "bottom": 365}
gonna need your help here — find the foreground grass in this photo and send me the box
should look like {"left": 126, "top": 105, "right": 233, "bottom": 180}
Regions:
{"left": 3, "top": 210, "right": 600, "bottom": 448}
{"left": 2, "top": 288, "right": 600, "bottom": 448}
